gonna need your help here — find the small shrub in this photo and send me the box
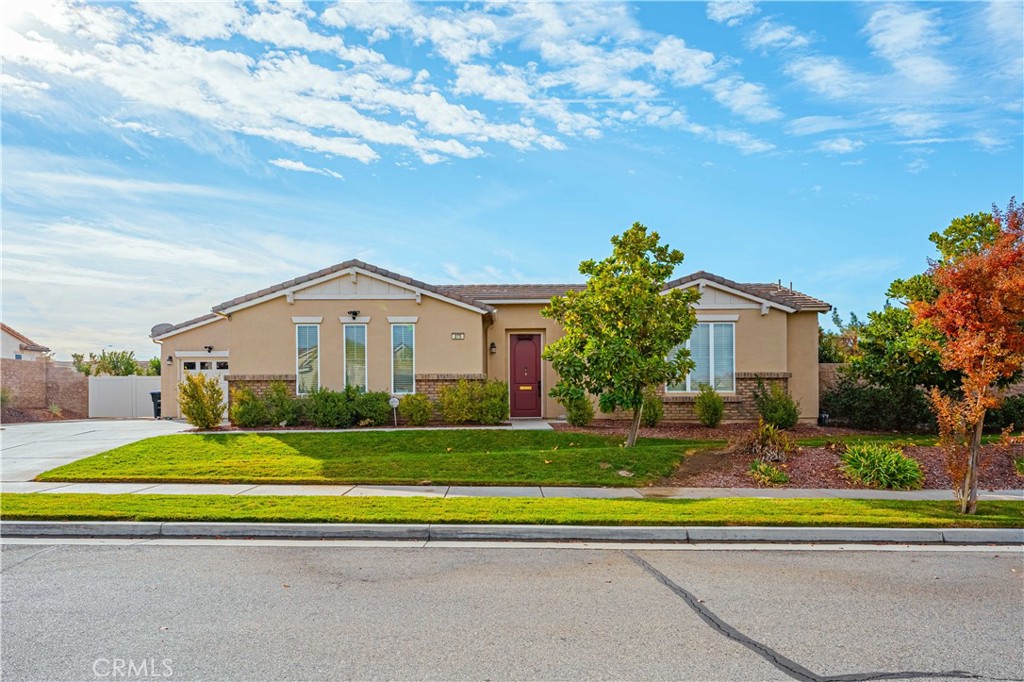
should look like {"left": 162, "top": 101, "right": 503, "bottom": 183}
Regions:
{"left": 178, "top": 372, "right": 225, "bottom": 430}
{"left": 265, "top": 381, "right": 301, "bottom": 426}
{"left": 229, "top": 386, "right": 270, "bottom": 428}
{"left": 1015, "top": 458, "right": 1024, "bottom": 476}
{"left": 438, "top": 379, "right": 478, "bottom": 424}
{"left": 641, "top": 387, "right": 663, "bottom": 427}
{"left": 752, "top": 379, "right": 800, "bottom": 429}
{"left": 48, "top": 403, "right": 63, "bottom": 418}
{"left": 354, "top": 390, "right": 393, "bottom": 427}
{"left": 841, "top": 443, "right": 923, "bottom": 490}
{"left": 741, "top": 419, "right": 796, "bottom": 463}
{"left": 477, "top": 380, "right": 509, "bottom": 425}
{"left": 561, "top": 394, "right": 594, "bottom": 427}
{"left": 749, "top": 460, "right": 789, "bottom": 486}
{"left": 305, "top": 388, "right": 354, "bottom": 429}
{"left": 1, "top": 386, "right": 13, "bottom": 408}
{"left": 399, "top": 393, "right": 433, "bottom": 426}
{"left": 694, "top": 384, "right": 724, "bottom": 428}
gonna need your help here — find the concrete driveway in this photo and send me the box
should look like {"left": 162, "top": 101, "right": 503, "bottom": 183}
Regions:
{"left": 0, "top": 420, "right": 190, "bottom": 482}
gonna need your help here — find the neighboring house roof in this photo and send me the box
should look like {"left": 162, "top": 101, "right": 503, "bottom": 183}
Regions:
{"left": 663, "top": 271, "right": 831, "bottom": 312}
{"left": 153, "top": 262, "right": 831, "bottom": 339}
{"left": 210, "top": 259, "right": 496, "bottom": 315}
{"left": 1, "top": 322, "right": 50, "bottom": 353}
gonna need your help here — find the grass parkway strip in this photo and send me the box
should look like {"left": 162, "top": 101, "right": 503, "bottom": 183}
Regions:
{"left": 2, "top": 494, "right": 1021, "bottom": 528}
{"left": 35, "top": 431, "right": 721, "bottom": 487}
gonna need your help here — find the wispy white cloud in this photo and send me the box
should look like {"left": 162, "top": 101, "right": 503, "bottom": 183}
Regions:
{"left": 746, "top": 19, "right": 810, "bottom": 51}
{"left": 815, "top": 137, "right": 865, "bottom": 154}
{"left": 269, "top": 158, "right": 344, "bottom": 179}
{"left": 704, "top": 76, "right": 782, "bottom": 122}
{"left": 905, "top": 158, "right": 929, "bottom": 174}
{"left": 706, "top": 1, "right": 758, "bottom": 27}
{"left": 864, "top": 4, "right": 954, "bottom": 89}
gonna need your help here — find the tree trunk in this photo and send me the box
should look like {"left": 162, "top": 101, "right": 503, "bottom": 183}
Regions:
{"left": 961, "top": 413, "right": 985, "bottom": 515}
{"left": 625, "top": 405, "right": 643, "bottom": 448}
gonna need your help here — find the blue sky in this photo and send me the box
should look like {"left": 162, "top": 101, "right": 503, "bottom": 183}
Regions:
{"left": 2, "top": 1, "right": 1022, "bottom": 360}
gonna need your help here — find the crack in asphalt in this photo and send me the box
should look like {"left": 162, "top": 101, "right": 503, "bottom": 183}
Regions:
{"left": 624, "top": 551, "right": 1012, "bottom": 682}
{"left": 0, "top": 545, "right": 59, "bottom": 574}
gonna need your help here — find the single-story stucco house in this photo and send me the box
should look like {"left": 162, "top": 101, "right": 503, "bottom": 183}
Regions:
{"left": 151, "top": 259, "right": 830, "bottom": 423}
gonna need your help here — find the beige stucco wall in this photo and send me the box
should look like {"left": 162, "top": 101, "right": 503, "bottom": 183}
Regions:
{"left": 154, "top": 318, "right": 231, "bottom": 417}
{"left": 787, "top": 311, "right": 821, "bottom": 422}
{"left": 227, "top": 295, "right": 486, "bottom": 393}
{"left": 729, "top": 308, "right": 788, "bottom": 373}
{"left": 486, "top": 303, "right": 564, "bottom": 419}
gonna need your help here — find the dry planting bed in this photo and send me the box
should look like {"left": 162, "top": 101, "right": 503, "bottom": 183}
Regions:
{"left": 552, "top": 421, "right": 1023, "bottom": 490}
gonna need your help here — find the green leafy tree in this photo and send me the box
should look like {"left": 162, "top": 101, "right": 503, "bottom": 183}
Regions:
{"left": 818, "top": 310, "right": 864, "bottom": 363}
{"left": 147, "top": 357, "right": 162, "bottom": 376}
{"left": 542, "top": 223, "right": 699, "bottom": 447}
{"left": 71, "top": 349, "right": 142, "bottom": 376}
{"left": 844, "top": 210, "right": 1002, "bottom": 427}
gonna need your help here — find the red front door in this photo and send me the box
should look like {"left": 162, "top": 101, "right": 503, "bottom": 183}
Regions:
{"left": 510, "top": 334, "right": 542, "bottom": 418}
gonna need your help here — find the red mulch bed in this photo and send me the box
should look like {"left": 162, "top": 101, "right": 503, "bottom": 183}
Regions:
{"left": 552, "top": 421, "right": 1023, "bottom": 490}
{"left": 660, "top": 443, "right": 1023, "bottom": 490}
{"left": 1, "top": 407, "right": 84, "bottom": 424}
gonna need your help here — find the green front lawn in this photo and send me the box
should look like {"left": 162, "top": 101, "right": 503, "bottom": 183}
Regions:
{"left": 2, "top": 493, "right": 1021, "bottom": 528}
{"left": 36, "top": 431, "right": 721, "bottom": 487}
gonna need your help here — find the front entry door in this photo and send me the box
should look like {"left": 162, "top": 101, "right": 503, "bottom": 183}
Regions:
{"left": 510, "top": 334, "right": 542, "bottom": 418}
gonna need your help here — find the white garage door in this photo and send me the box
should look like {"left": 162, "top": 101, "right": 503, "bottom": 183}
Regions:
{"left": 180, "top": 357, "right": 230, "bottom": 404}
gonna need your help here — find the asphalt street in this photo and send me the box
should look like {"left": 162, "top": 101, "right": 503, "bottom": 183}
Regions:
{"left": 1, "top": 542, "right": 1021, "bottom": 681}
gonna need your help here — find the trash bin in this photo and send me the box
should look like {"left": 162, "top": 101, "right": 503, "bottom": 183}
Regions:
{"left": 150, "top": 391, "right": 162, "bottom": 419}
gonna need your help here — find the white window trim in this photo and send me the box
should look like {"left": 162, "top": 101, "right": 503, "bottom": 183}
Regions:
{"left": 295, "top": 324, "right": 320, "bottom": 396}
{"left": 390, "top": 323, "right": 416, "bottom": 395}
{"left": 339, "top": 316, "right": 371, "bottom": 324}
{"left": 291, "top": 316, "right": 324, "bottom": 324}
{"left": 695, "top": 314, "right": 740, "bottom": 322}
{"left": 665, "top": 322, "right": 736, "bottom": 394}
{"left": 343, "top": 323, "right": 368, "bottom": 392}
{"left": 174, "top": 350, "right": 230, "bottom": 358}
{"left": 387, "top": 316, "right": 419, "bottom": 324}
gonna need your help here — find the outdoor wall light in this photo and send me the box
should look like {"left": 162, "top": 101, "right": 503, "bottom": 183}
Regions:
{"left": 348, "top": 310, "right": 361, "bottom": 320}
{"left": 489, "top": 342, "right": 497, "bottom": 354}
{"left": 204, "top": 345, "right": 214, "bottom": 353}
{"left": 166, "top": 355, "right": 173, "bottom": 365}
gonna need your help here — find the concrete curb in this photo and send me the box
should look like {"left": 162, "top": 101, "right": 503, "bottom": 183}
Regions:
{"left": 2, "top": 521, "right": 1021, "bottom": 544}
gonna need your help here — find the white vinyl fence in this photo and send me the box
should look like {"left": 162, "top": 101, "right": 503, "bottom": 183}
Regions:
{"left": 88, "top": 375, "right": 162, "bottom": 418}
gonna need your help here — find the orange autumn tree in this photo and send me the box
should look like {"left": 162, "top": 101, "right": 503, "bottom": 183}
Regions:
{"left": 914, "top": 198, "right": 1024, "bottom": 514}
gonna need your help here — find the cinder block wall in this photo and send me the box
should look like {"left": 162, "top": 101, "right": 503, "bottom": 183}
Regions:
{"left": 0, "top": 359, "right": 88, "bottom": 417}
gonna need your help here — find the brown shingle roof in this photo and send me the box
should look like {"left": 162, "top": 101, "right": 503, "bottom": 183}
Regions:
{"left": 438, "top": 284, "right": 587, "bottom": 301}
{"left": 1, "top": 322, "right": 50, "bottom": 353}
{"left": 663, "top": 271, "right": 831, "bottom": 312}
{"left": 209, "top": 259, "right": 495, "bottom": 314}
{"left": 155, "top": 263, "right": 830, "bottom": 338}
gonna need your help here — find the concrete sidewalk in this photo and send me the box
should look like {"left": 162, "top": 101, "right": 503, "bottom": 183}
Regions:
{"left": 3, "top": 480, "right": 1021, "bottom": 501}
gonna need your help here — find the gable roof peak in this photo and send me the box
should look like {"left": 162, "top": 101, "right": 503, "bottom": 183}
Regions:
{"left": 210, "top": 259, "right": 495, "bottom": 314}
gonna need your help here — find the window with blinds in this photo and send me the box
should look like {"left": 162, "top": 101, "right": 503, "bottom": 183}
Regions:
{"left": 296, "top": 324, "right": 319, "bottom": 395}
{"left": 666, "top": 322, "right": 735, "bottom": 392}
{"left": 391, "top": 324, "right": 415, "bottom": 394}
{"left": 344, "top": 324, "right": 367, "bottom": 391}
